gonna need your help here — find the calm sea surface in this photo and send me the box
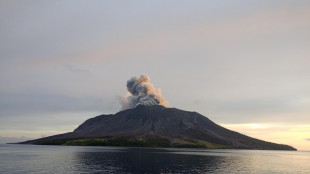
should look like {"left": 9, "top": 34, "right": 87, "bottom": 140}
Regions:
{"left": 0, "top": 144, "right": 309, "bottom": 174}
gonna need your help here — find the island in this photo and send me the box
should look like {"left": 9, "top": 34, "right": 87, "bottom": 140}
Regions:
{"left": 20, "top": 105, "right": 296, "bottom": 150}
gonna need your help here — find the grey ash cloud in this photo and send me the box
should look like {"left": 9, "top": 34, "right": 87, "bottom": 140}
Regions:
{"left": 119, "top": 75, "right": 168, "bottom": 110}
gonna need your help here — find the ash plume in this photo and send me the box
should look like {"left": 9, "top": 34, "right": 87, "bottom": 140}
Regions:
{"left": 119, "top": 75, "right": 168, "bottom": 110}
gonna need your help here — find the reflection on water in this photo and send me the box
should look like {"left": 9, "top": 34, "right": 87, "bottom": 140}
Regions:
{"left": 74, "top": 148, "right": 227, "bottom": 173}
{"left": 0, "top": 144, "right": 309, "bottom": 174}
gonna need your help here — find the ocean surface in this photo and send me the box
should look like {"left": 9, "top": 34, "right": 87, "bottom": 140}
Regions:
{"left": 0, "top": 144, "right": 309, "bottom": 174}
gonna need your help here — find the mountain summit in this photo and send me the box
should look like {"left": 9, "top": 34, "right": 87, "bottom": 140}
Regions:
{"left": 21, "top": 105, "right": 296, "bottom": 150}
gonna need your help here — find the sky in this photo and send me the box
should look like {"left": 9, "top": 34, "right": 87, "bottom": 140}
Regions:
{"left": 0, "top": 0, "right": 309, "bottom": 150}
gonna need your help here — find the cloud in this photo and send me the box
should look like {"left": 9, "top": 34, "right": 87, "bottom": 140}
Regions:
{"left": 0, "top": 89, "right": 117, "bottom": 116}
{"left": 306, "top": 139, "right": 310, "bottom": 141}
{"left": 193, "top": 99, "right": 202, "bottom": 105}
{"left": 64, "top": 64, "right": 91, "bottom": 74}
{"left": 77, "top": 4, "right": 310, "bottom": 65}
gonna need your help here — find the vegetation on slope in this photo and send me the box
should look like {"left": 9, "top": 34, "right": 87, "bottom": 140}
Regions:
{"left": 32, "top": 136, "right": 231, "bottom": 149}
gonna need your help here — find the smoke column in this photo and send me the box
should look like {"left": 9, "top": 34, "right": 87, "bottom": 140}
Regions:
{"left": 119, "top": 75, "right": 168, "bottom": 110}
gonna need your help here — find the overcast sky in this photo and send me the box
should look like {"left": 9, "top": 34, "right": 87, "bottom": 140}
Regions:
{"left": 1, "top": 0, "right": 309, "bottom": 150}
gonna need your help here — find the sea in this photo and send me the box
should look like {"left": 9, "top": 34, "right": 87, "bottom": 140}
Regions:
{"left": 0, "top": 144, "right": 309, "bottom": 174}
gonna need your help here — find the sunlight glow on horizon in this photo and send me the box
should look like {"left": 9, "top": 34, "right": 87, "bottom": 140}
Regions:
{"left": 221, "top": 123, "right": 310, "bottom": 151}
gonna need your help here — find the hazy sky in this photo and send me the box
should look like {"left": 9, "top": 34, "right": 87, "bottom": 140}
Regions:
{"left": 1, "top": 0, "right": 309, "bottom": 150}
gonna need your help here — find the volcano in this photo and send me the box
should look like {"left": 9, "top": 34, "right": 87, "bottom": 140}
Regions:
{"left": 21, "top": 105, "right": 296, "bottom": 150}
